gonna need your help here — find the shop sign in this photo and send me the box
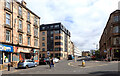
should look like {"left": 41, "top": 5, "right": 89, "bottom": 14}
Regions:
{"left": 18, "top": 49, "right": 30, "bottom": 53}
{"left": 0, "top": 44, "right": 13, "bottom": 52}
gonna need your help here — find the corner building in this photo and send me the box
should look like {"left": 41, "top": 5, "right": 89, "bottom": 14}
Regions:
{"left": 99, "top": 10, "right": 120, "bottom": 60}
{"left": 40, "top": 23, "right": 71, "bottom": 59}
{"left": 0, "top": 0, "right": 40, "bottom": 65}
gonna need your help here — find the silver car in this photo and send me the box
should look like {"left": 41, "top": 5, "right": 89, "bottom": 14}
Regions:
{"left": 18, "top": 59, "right": 37, "bottom": 69}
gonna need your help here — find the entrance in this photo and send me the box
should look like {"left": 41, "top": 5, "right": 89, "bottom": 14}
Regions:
{"left": 0, "top": 51, "right": 2, "bottom": 64}
{"left": 114, "top": 49, "right": 120, "bottom": 58}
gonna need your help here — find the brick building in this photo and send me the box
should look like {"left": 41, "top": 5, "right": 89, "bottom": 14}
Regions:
{"left": 99, "top": 10, "right": 120, "bottom": 60}
{"left": 0, "top": 0, "right": 40, "bottom": 65}
{"left": 39, "top": 23, "right": 72, "bottom": 59}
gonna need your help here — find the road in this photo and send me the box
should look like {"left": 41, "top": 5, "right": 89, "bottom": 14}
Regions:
{"left": 2, "top": 59, "right": 120, "bottom": 75}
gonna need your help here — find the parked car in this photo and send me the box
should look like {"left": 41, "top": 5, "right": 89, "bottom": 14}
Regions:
{"left": 18, "top": 59, "right": 37, "bottom": 69}
{"left": 68, "top": 55, "right": 74, "bottom": 60}
{"left": 53, "top": 58, "right": 59, "bottom": 63}
{"left": 39, "top": 57, "right": 50, "bottom": 65}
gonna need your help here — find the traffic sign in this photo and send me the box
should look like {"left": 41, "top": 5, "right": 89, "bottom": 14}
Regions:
{"left": 47, "top": 51, "right": 50, "bottom": 56}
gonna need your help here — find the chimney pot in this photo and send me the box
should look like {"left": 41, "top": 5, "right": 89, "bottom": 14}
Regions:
{"left": 21, "top": 0, "right": 26, "bottom": 7}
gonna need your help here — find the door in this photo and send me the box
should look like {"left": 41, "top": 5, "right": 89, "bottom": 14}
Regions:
{"left": 0, "top": 51, "right": 3, "bottom": 64}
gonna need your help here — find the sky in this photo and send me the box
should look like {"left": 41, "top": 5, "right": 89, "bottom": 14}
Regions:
{"left": 18, "top": 0, "right": 119, "bottom": 50}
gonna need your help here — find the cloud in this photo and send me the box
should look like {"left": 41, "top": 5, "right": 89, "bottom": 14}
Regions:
{"left": 19, "top": 0, "right": 120, "bottom": 50}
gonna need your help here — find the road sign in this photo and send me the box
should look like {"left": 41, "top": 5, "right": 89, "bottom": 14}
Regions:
{"left": 47, "top": 51, "right": 50, "bottom": 56}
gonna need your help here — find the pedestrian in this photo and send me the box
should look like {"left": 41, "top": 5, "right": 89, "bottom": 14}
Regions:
{"left": 50, "top": 57, "right": 54, "bottom": 69}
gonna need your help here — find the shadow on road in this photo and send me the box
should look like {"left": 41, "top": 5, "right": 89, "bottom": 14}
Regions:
{"left": 89, "top": 71, "right": 120, "bottom": 76}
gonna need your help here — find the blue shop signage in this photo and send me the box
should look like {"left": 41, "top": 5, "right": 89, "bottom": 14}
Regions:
{"left": 0, "top": 44, "right": 13, "bottom": 52}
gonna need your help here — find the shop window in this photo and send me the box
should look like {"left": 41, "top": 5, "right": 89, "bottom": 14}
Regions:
{"left": 13, "top": 53, "right": 19, "bottom": 61}
{"left": 4, "top": 52, "right": 11, "bottom": 63}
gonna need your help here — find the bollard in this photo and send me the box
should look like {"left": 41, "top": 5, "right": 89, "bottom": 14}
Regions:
{"left": 8, "top": 64, "right": 10, "bottom": 71}
{"left": 82, "top": 60, "right": 85, "bottom": 67}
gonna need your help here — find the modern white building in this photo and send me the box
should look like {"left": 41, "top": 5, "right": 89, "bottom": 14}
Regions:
{"left": 74, "top": 46, "right": 82, "bottom": 57}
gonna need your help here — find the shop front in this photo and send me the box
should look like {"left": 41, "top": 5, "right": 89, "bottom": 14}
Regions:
{"left": 33, "top": 49, "right": 39, "bottom": 62}
{"left": 0, "top": 44, "right": 13, "bottom": 64}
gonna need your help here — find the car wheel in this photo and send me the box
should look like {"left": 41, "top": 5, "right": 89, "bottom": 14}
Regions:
{"left": 35, "top": 64, "right": 37, "bottom": 67}
{"left": 25, "top": 65, "right": 28, "bottom": 69}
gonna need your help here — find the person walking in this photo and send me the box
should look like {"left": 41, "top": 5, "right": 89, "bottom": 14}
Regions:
{"left": 50, "top": 57, "right": 54, "bottom": 69}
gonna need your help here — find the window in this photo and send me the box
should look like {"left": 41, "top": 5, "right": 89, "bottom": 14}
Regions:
{"left": 27, "top": 24, "right": 30, "bottom": 33}
{"left": 55, "top": 36, "right": 63, "bottom": 40}
{"left": 6, "top": 0, "right": 10, "bottom": 9}
{"left": 50, "top": 25, "right": 53, "bottom": 29}
{"left": 42, "top": 48, "right": 45, "bottom": 51}
{"left": 34, "top": 39, "right": 38, "bottom": 46}
{"left": 55, "top": 42, "right": 63, "bottom": 45}
{"left": 19, "top": 20, "right": 22, "bottom": 30}
{"left": 6, "top": 13, "right": 10, "bottom": 25}
{"left": 55, "top": 30, "right": 59, "bottom": 34}
{"left": 34, "top": 27, "right": 38, "bottom": 37}
{"left": 42, "top": 27, "right": 45, "bottom": 30}
{"left": 42, "top": 43, "right": 45, "bottom": 46}
{"left": 113, "top": 37, "right": 120, "bottom": 45}
{"left": 27, "top": 12, "right": 30, "bottom": 21}
{"left": 54, "top": 25, "right": 59, "bottom": 28}
{"left": 19, "top": 34, "right": 22, "bottom": 44}
{"left": 50, "top": 37, "right": 53, "bottom": 40}
{"left": 6, "top": 30, "right": 10, "bottom": 42}
{"left": 27, "top": 37, "right": 30, "bottom": 45}
{"left": 42, "top": 54, "right": 45, "bottom": 57}
{"left": 50, "top": 31, "right": 53, "bottom": 34}
{"left": 113, "top": 26, "right": 120, "bottom": 33}
{"left": 42, "top": 32, "right": 45, "bottom": 35}
{"left": 19, "top": 6, "right": 22, "bottom": 16}
{"left": 113, "top": 16, "right": 119, "bottom": 22}
{"left": 34, "top": 17, "right": 37, "bottom": 25}
{"left": 42, "top": 37, "right": 45, "bottom": 41}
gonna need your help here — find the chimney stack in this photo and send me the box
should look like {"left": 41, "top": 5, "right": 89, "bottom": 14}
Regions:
{"left": 21, "top": 0, "right": 26, "bottom": 7}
